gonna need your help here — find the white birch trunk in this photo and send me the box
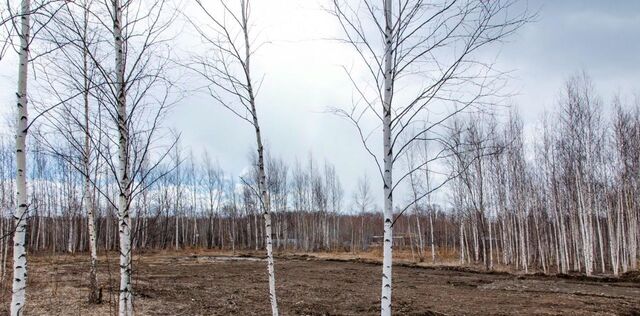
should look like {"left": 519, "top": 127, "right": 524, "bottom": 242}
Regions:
{"left": 84, "top": 127, "right": 99, "bottom": 301}
{"left": 84, "top": 31, "right": 100, "bottom": 301}
{"left": 519, "top": 214, "right": 527, "bottom": 273}
{"left": 595, "top": 210, "right": 605, "bottom": 273}
{"left": 114, "top": 0, "right": 133, "bottom": 313}
{"left": 1, "top": 217, "right": 5, "bottom": 282}
{"left": 488, "top": 218, "right": 493, "bottom": 270}
{"left": 380, "top": 1, "right": 394, "bottom": 314}
{"left": 175, "top": 213, "right": 179, "bottom": 250}
{"left": 413, "top": 211, "right": 422, "bottom": 260}
{"left": 460, "top": 221, "right": 465, "bottom": 264}
{"left": 627, "top": 197, "right": 637, "bottom": 271}
{"left": 240, "top": 1, "right": 278, "bottom": 313}
{"left": 429, "top": 212, "right": 435, "bottom": 264}
{"left": 68, "top": 215, "right": 74, "bottom": 253}
{"left": 252, "top": 87, "right": 279, "bottom": 316}
{"left": 11, "top": 0, "right": 30, "bottom": 314}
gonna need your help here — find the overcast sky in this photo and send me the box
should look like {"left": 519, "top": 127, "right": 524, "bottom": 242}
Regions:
{"left": 1, "top": 0, "right": 639, "bottom": 208}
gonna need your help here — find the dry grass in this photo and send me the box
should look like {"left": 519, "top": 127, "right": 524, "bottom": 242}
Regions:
{"left": 0, "top": 250, "right": 639, "bottom": 315}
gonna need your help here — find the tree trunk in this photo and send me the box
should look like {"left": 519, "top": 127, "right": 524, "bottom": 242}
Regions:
{"left": 240, "top": 1, "right": 278, "bottom": 313}
{"left": 114, "top": 0, "right": 133, "bottom": 313}
{"left": 82, "top": 5, "right": 100, "bottom": 299}
{"left": 380, "top": 1, "right": 394, "bottom": 314}
{"left": 11, "top": 0, "right": 31, "bottom": 314}
{"left": 429, "top": 212, "right": 435, "bottom": 264}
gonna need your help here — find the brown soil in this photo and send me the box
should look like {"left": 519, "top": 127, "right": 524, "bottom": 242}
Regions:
{"left": 1, "top": 251, "right": 639, "bottom": 315}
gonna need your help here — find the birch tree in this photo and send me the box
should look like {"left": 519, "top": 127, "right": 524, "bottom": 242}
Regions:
{"left": 353, "top": 173, "right": 373, "bottom": 251}
{"left": 187, "top": 0, "right": 279, "bottom": 314}
{"left": 1, "top": 8, "right": 83, "bottom": 307}
{"left": 10, "top": 0, "right": 30, "bottom": 313}
{"left": 75, "top": 0, "right": 179, "bottom": 313}
{"left": 0, "top": 0, "right": 62, "bottom": 311}
{"left": 31, "top": 0, "right": 104, "bottom": 302}
{"left": 331, "top": 1, "right": 529, "bottom": 313}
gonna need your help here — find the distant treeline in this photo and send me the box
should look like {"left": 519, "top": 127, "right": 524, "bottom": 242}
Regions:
{"left": 1, "top": 74, "right": 640, "bottom": 278}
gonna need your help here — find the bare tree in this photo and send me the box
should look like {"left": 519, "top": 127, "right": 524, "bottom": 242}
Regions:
{"left": 10, "top": 0, "right": 30, "bottom": 313}
{"left": 30, "top": 0, "right": 105, "bottom": 302}
{"left": 78, "top": 0, "right": 180, "bottom": 313}
{"left": 331, "top": 0, "right": 529, "bottom": 313}
{"left": 187, "top": 1, "right": 279, "bottom": 314}
{"left": 353, "top": 173, "right": 373, "bottom": 251}
{"left": 0, "top": 0, "right": 63, "bottom": 312}
{"left": 202, "top": 150, "right": 224, "bottom": 248}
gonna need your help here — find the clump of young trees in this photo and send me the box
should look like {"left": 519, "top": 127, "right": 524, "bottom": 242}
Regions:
{"left": 2, "top": 0, "right": 179, "bottom": 313}
{"left": 451, "top": 73, "right": 640, "bottom": 277}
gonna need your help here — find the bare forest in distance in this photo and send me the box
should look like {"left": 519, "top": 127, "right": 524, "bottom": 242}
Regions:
{"left": 0, "top": 0, "right": 639, "bottom": 315}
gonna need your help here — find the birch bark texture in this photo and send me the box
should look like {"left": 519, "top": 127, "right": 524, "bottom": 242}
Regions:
{"left": 112, "top": 0, "right": 133, "bottom": 313}
{"left": 380, "top": 1, "right": 394, "bottom": 313}
{"left": 188, "top": 1, "right": 279, "bottom": 314}
{"left": 102, "top": 0, "right": 178, "bottom": 312}
{"left": 11, "top": 0, "right": 31, "bottom": 314}
{"left": 83, "top": 16, "right": 101, "bottom": 301}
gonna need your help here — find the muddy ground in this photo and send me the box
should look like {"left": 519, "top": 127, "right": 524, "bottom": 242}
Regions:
{"left": 1, "top": 251, "right": 639, "bottom": 315}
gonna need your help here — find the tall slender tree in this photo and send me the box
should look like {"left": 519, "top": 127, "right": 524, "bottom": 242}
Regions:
{"left": 11, "top": 0, "right": 31, "bottom": 313}
{"left": 331, "top": 1, "right": 529, "bottom": 313}
{"left": 88, "top": 0, "right": 179, "bottom": 313}
{"left": 32, "top": 0, "right": 104, "bottom": 302}
{"left": 188, "top": 1, "right": 279, "bottom": 314}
